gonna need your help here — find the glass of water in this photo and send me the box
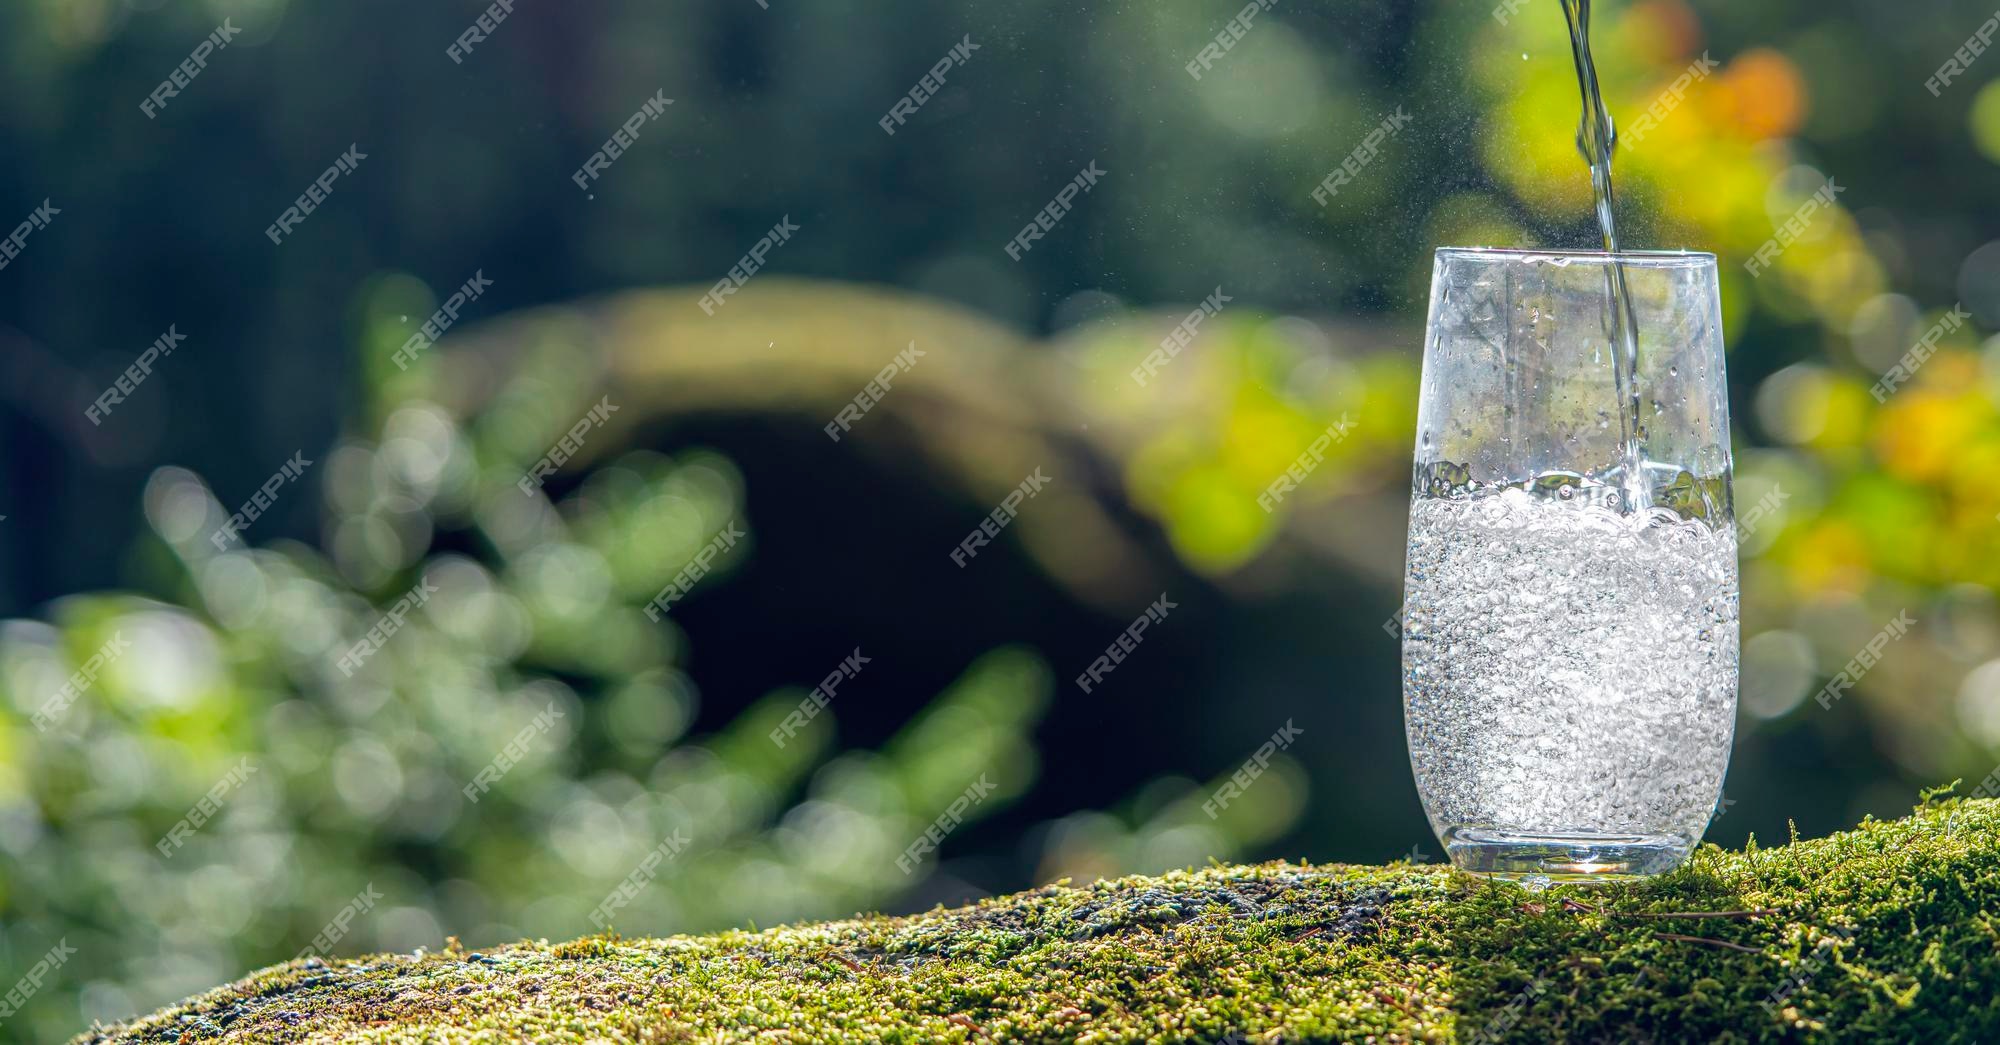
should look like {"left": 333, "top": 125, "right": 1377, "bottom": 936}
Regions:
{"left": 1403, "top": 247, "right": 1737, "bottom": 881}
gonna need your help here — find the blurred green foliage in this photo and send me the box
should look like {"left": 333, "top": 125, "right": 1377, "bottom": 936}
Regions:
{"left": 3, "top": 0, "right": 2000, "bottom": 1038}
{"left": 0, "top": 342, "right": 1304, "bottom": 1041}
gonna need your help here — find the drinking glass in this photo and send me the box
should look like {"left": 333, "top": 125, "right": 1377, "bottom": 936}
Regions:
{"left": 1403, "top": 248, "right": 1737, "bottom": 881}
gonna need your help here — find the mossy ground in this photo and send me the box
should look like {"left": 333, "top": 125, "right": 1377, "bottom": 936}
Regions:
{"left": 77, "top": 797, "right": 2000, "bottom": 1043}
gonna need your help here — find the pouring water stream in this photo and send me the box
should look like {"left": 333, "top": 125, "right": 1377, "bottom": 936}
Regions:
{"left": 1558, "top": 0, "right": 1651, "bottom": 511}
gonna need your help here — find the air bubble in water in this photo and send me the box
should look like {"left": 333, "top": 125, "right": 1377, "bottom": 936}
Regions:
{"left": 1401, "top": 489, "right": 1739, "bottom": 853}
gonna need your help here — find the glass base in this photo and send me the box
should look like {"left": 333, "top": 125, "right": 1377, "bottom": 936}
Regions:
{"left": 1442, "top": 828, "right": 1693, "bottom": 883}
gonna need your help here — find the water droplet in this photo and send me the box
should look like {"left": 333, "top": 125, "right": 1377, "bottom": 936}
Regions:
{"left": 1522, "top": 874, "right": 1552, "bottom": 893}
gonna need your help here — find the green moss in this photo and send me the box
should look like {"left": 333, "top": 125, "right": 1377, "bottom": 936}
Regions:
{"left": 77, "top": 798, "right": 2000, "bottom": 1043}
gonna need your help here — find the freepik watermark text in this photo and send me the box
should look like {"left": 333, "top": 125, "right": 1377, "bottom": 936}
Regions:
{"left": 1926, "top": 9, "right": 2000, "bottom": 96}
{"left": 1257, "top": 415, "right": 1356, "bottom": 511}
{"left": 896, "top": 774, "right": 997, "bottom": 875}
{"left": 951, "top": 469, "right": 1050, "bottom": 566}
{"left": 86, "top": 325, "right": 186, "bottom": 426}
{"left": 212, "top": 451, "right": 313, "bottom": 550}
{"left": 768, "top": 649, "right": 870, "bottom": 748}
{"left": 336, "top": 574, "right": 440, "bottom": 677}
{"left": 1743, "top": 179, "right": 1845, "bottom": 278}
{"left": 392, "top": 270, "right": 494, "bottom": 370}
{"left": 1203, "top": 719, "right": 1304, "bottom": 818}
{"left": 447, "top": 0, "right": 520, "bottom": 64}
{"left": 141, "top": 19, "right": 242, "bottom": 118}
{"left": 1004, "top": 162, "right": 1106, "bottom": 261}
{"left": 573, "top": 91, "right": 672, "bottom": 190}
{"left": 643, "top": 522, "right": 748, "bottom": 621}
{"left": 519, "top": 397, "right": 618, "bottom": 495}
{"left": 825, "top": 342, "right": 924, "bottom": 441}
{"left": 1075, "top": 595, "right": 1178, "bottom": 693}
{"left": 463, "top": 701, "right": 565, "bottom": 801}
{"left": 880, "top": 36, "right": 979, "bottom": 134}
{"left": 589, "top": 830, "right": 692, "bottom": 928}
{"left": 157, "top": 757, "right": 258, "bottom": 857}
{"left": 265, "top": 146, "right": 367, "bottom": 245}
{"left": 1132, "top": 287, "right": 1230, "bottom": 386}
{"left": 698, "top": 215, "right": 800, "bottom": 314}
{"left": 1185, "top": 0, "right": 1281, "bottom": 80}
{"left": 31, "top": 632, "right": 130, "bottom": 732}
{"left": 1311, "top": 109, "right": 1412, "bottom": 206}
{"left": 0, "top": 200, "right": 59, "bottom": 274}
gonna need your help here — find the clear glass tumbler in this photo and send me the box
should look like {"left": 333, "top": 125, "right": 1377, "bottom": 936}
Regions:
{"left": 1403, "top": 248, "right": 1737, "bottom": 881}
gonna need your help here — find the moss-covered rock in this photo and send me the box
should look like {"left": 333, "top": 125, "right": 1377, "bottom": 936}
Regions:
{"left": 76, "top": 798, "right": 2000, "bottom": 1043}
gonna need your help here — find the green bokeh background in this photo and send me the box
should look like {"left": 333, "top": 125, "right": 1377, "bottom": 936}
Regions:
{"left": 3, "top": 0, "right": 1999, "bottom": 1038}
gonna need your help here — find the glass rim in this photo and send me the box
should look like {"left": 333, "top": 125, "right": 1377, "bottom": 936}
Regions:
{"left": 1435, "top": 246, "right": 1716, "bottom": 266}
